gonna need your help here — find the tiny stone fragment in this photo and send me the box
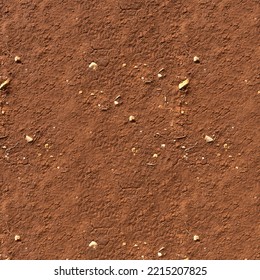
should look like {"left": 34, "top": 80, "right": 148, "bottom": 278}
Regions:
{"left": 0, "top": 79, "right": 11, "bottom": 90}
{"left": 14, "top": 235, "right": 21, "bottom": 241}
{"left": 193, "top": 235, "right": 200, "bottom": 241}
{"left": 193, "top": 56, "right": 200, "bottom": 63}
{"left": 89, "top": 241, "right": 98, "bottom": 249}
{"left": 89, "top": 62, "right": 98, "bottom": 70}
{"left": 204, "top": 135, "right": 214, "bottom": 143}
{"left": 25, "top": 135, "right": 34, "bottom": 143}
{"left": 14, "top": 56, "right": 21, "bottom": 63}
{"left": 178, "top": 79, "right": 189, "bottom": 90}
{"left": 158, "top": 252, "right": 163, "bottom": 257}
{"left": 129, "top": 115, "right": 136, "bottom": 122}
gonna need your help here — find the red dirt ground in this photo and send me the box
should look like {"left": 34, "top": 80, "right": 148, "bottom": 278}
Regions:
{"left": 0, "top": 0, "right": 259, "bottom": 260}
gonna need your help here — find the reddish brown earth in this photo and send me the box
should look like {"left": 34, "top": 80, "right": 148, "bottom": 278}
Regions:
{"left": 0, "top": 0, "right": 259, "bottom": 260}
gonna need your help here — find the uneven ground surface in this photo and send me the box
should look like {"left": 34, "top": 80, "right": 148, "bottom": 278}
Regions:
{"left": 0, "top": 0, "right": 259, "bottom": 260}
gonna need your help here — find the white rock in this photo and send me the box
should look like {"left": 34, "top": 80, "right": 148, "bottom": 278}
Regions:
{"left": 14, "top": 56, "right": 21, "bottom": 63}
{"left": 178, "top": 78, "right": 189, "bottom": 90}
{"left": 204, "top": 135, "right": 214, "bottom": 143}
{"left": 89, "top": 62, "right": 98, "bottom": 70}
{"left": 193, "top": 56, "right": 200, "bottom": 63}
{"left": 25, "top": 135, "right": 33, "bottom": 143}
{"left": 193, "top": 235, "right": 200, "bottom": 241}
{"left": 14, "top": 235, "right": 21, "bottom": 241}
{"left": 89, "top": 241, "right": 98, "bottom": 249}
{"left": 129, "top": 115, "right": 136, "bottom": 122}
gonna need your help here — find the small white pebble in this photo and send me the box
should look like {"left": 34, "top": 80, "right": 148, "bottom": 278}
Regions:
{"left": 193, "top": 235, "right": 200, "bottom": 241}
{"left": 122, "top": 63, "right": 126, "bottom": 67}
{"left": 205, "top": 135, "right": 214, "bottom": 143}
{"left": 152, "top": 153, "right": 158, "bottom": 158}
{"left": 158, "top": 252, "right": 163, "bottom": 257}
{"left": 89, "top": 62, "right": 98, "bottom": 70}
{"left": 223, "top": 143, "right": 228, "bottom": 149}
{"left": 161, "top": 144, "right": 166, "bottom": 148}
{"left": 193, "top": 56, "right": 200, "bottom": 63}
{"left": 129, "top": 115, "right": 136, "bottom": 122}
{"left": 14, "top": 56, "right": 21, "bottom": 63}
{"left": 89, "top": 241, "right": 98, "bottom": 249}
{"left": 14, "top": 235, "right": 21, "bottom": 241}
{"left": 25, "top": 135, "right": 33, "bottom": 143}
{"left": 157, "top": 73, "right": 163, "bottom": 78}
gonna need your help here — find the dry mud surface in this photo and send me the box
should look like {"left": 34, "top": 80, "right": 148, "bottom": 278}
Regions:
{"left": 0, "top": 0, "right": 259, "bottom": 259}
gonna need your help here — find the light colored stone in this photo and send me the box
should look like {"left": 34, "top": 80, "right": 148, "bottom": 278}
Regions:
{"left": 14, "top": 56, "right": 21, "bottom": 63}
{"left": 25, "top": 135, "right": 33, "bottom": 143}
{"left": 129, "top": 115, "right": 136, "bottom": 122}
{"left": 204, "top": 135, "right": 214, "bottom": 143}
{"left": 193, "top": 56, "right": 200, "bottom": 63}
{"left": 89, "top": 62, "right": 98, "bottom": 70}
{"left": 14, "top": 235, "right": 21, "bottom": 241}
{"left": 89, "top": 241, "right": 98, "bottom": 249}
{"left": 178, "top": 79, "right": 189, "bottom": 90}
{"left": 193, "top": 235, "right": 200, "bottom": 241}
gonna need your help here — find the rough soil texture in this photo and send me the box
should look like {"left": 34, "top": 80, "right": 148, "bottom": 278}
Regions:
{"left": 0, "top": 0, "right": 259, "bottom": 260}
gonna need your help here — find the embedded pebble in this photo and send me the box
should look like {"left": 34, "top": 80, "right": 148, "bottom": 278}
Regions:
{"left": 204, "top": 135, "right": 214, "bottom": 143}
{"left": 129, "top": 115, "right": 136, "bottom": 122}
{"left": 223, "top": 143, "right": 228, "bottom": 149}
{"left": 25, "top": 135, "right": 33, "bottom": 143}
{"left": 193, "top": 56, "right": 200, "bottom": 63}
{"left": 193, "top": 235, "right": 200, "bottom": 241}
{"left": 14, "top": 56, "right": 21, "bottom": 63}
{"left": 89, "top": 62, "right": 98, "bottom": 70}
{"left": 178, "top": 79, "right": 189, "bottom": 90}
{"left": 89, "top": 241, "right": 98, "bottom": 249}
{"left": 14, "top": 235, "right": 21, "bottom": 241}
{"left": 158, "top": 252, "right": 163, "bottom": 257}
{"left": 0, "top": 78, "right": 11, "bottom": 90}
